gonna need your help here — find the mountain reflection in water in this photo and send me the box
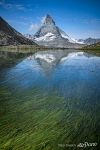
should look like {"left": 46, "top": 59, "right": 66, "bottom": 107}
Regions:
{"left": 0, "top": 50, "right": 100, "bottom": 101}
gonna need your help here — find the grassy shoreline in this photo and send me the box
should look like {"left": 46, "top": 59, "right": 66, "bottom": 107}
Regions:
{"left": 0, "top": 44, "right": 100, "bottom": 52}
{"left": 0, "top": 45, "right": 42, "bottom": 53}
{"left": 0, "top": 45, "right": 79, "bottom": 52}
{"left": 81, "top": 48, "right": 100, "bottom": 56}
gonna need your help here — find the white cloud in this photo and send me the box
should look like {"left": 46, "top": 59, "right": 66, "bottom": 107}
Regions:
{"left": 29, "top": 23, "right": 40, "bottom": 32}
{"left": 41, "top": 16, "right": 46, "bottom": 24}
{"left": 28, "top": 15, "right": 46, "bottom": 33}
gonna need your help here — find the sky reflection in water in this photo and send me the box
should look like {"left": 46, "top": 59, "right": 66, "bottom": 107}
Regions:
{"left": 0, "top": 50, "right": 100, "bottom": 101}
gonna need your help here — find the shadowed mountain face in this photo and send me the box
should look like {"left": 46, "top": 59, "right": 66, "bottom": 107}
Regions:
{"left": 33, "top": 14, "right": 85, "bottom": 48}
{"left": 0, "top": 17, "right": 37, "bottom": 46}
{"left": 43, "top": 14, "right": 56, "bottom": 25}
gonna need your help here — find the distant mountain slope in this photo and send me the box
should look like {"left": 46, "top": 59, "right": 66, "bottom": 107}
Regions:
{"left": 26, "top": 14, "right": 84, "bottom": 48}
{"left": 0, "top": 16, "right": 37, "bottom": 46}
{"left": 77, "top": 38, "right": 100, "bottom": 45}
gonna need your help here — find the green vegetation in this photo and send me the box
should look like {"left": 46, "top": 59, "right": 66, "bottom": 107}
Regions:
{"left": 82, "top": 42, "right": 100, "bottom": 55}
{"left": 0, "top": 45, "right": 42, "bottom": 53}
{"left": 83, "top": 42, "right": 100, "bottom": 50}
{"left": 0, "top": 45, "right": 69, "bottom": 52}
{"left": 0, "top": 86, "right": 100, "bottom": 150}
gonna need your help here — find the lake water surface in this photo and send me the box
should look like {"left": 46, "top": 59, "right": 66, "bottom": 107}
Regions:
{"left": 0, "top": 50, "right": 100, "bottom": 149}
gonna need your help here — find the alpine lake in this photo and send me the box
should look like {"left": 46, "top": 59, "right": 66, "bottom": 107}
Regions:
{"left": 0, "top": 49, "right": 100, "bottom": 150}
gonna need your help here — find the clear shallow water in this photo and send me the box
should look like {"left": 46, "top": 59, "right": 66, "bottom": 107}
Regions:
{"left": 0, "top": 50, "right": 100, "bottom": 100}
{"left": 0, "top": 50, "right": 100, "bottom": 149}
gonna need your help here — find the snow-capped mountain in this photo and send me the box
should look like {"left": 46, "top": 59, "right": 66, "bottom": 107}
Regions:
{"left": 77, "top": 38, "right": 100, "bottom": 45}
{"left": 34, "top": 15, "right": 60, "bottom": 41}
{"left": 24, "top": 34, "right": 35, "bottom": 41}
{"left": 24, "top": 15, "right": 100, "bottom": 48}
{"left": 25, "top": 15, "right": 84, "bottom": 48}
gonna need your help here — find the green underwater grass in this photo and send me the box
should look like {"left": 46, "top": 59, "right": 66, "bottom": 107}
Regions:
{"left": 0, "top": 86, "right": 100, "bottom": 150}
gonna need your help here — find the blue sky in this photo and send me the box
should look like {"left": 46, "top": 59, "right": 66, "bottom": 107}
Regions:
{"left": 0, "top": 0, "right": 100, "bottom": 39}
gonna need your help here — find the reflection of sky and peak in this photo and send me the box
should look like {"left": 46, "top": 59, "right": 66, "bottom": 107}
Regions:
{"left": 1, "top": 50, "right": 100, "bottom": 100}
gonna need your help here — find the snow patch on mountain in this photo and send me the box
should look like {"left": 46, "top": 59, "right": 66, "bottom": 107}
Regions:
{"left": 75, "top": 40, "right": 84, "bottom": 44}
{"left": 35, "top": 32, "right": 56, "bottom": 41}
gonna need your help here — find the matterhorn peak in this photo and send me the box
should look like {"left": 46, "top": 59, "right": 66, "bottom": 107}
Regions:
{"left": 43, "top": 14, "right": 55, "bottom": 25}
{"left": 33, "top": 15, "right": 84, "bottom": 48}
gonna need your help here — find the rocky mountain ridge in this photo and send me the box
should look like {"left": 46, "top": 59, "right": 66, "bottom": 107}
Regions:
{"left": 0, "top": 16, "right": 37, "bottom": 46}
